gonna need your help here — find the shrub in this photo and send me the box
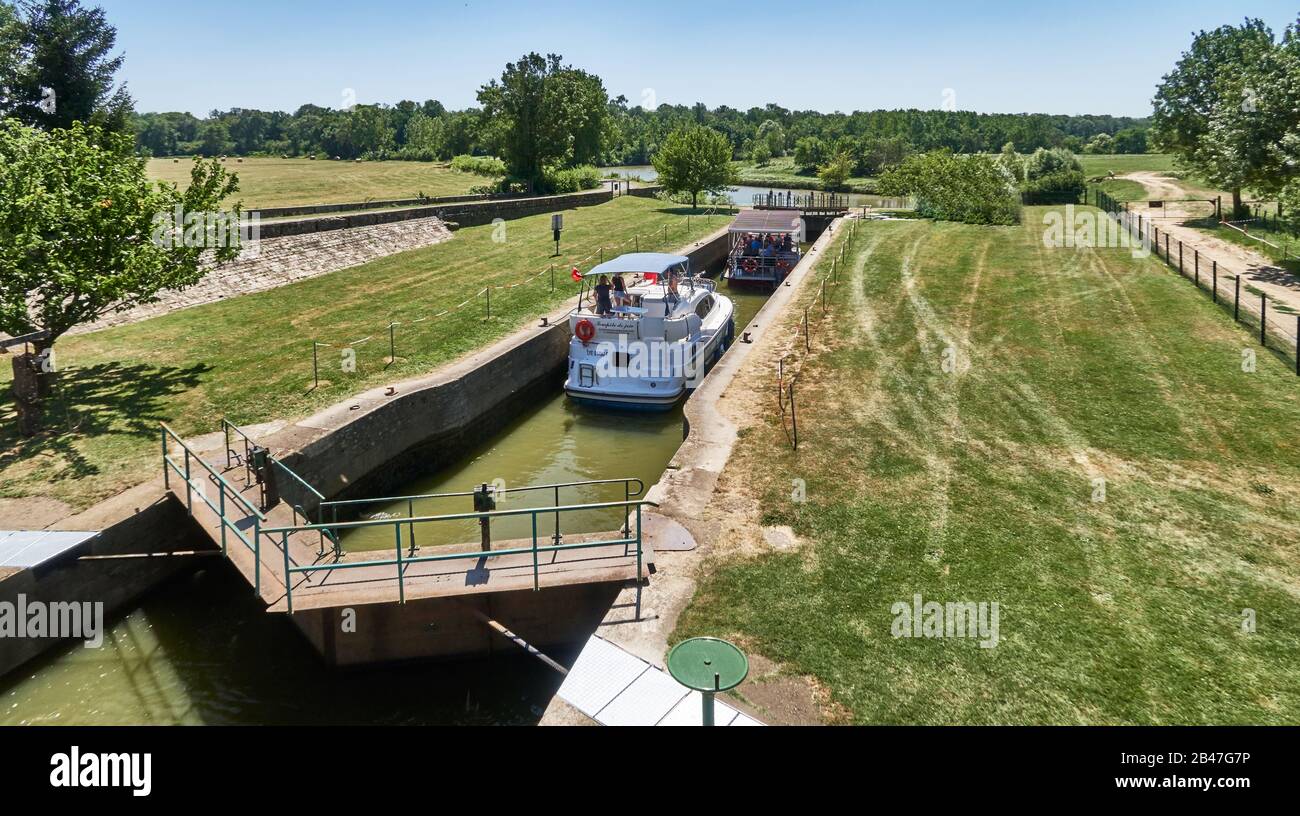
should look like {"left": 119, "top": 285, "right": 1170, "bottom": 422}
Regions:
{"left": 451, "top": 154, "right": 506, "bottom": 176}
{"left": 878, "top": 151, "right": 1021, "bottom": 225}
{"left": 543, "top": 164, "right": 601, "bottom": 193}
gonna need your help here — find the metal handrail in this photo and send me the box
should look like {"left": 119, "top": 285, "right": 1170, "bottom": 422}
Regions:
{"left": 267, "top": 499, "right": 657, "bottom": 614}
{"left": 318, "top": 477, "right": 644, "bottom": 509}
{"left": 264, "top": 498, "right": 655, "bottom": 534}
{"left": 161, "top": 423, "right": 265, "bottom": 596}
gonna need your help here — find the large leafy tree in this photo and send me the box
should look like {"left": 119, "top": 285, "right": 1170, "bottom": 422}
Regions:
{"left": 476, "top": 52, "right": 608, "bottom": 190}
{"left": 1150, "top": 19, "right": 1277, "bottom": 215}
{"left": 0, "top": 2, "right": 24, "bottom": 116}
{"left": 652, "top": 125, "right": 737, "bottom": 209}
{"left": 0, "top": 121, "right": 241, "bottom": 434}
{"left": 8, "top": 0, "right": 132, "bottom": 132}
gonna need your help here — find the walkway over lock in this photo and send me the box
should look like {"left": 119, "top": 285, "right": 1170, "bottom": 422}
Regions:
{"left": 160, "top": 421, "right": 653, "bottom": 616}
{"left": 752, "top": 191, "right": 851, "bottom": 216}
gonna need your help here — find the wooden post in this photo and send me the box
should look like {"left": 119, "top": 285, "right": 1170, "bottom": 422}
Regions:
{"left": 1260, "top": 294, "right": 1267, "bottom": 346}
{"left": 804, "top": 308, "right": 810, "bottom": 352}
{"left": 1234, "top": 272, "right": 1240, "bottom": 322}
{"left": 1212, "top": 263, "right": 1218, "bottom": 304}
{"left": 789, "top": 381, "right": 798, "bottom": 451}
{"left": 1179, "top": 241, "right": 1184, "bottom": 276}
{"left": 312, "top": 342, "right": 319, "bottom": 389}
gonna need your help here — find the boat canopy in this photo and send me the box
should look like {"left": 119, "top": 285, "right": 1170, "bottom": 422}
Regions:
{"left": 582, "top": 252, "right": 689, "bottom": 278}
{"left": 728, "top": 209, "right": 802, "bottom": 234}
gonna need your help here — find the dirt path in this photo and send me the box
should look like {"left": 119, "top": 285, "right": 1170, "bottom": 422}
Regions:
{"left": 1120, "top": 171, "right": 1300, "bottom": 315}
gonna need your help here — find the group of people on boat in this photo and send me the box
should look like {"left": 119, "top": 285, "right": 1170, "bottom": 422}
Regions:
{"left": 591, "top": 271, "right": 683, "bottom": 317}
{"left": 740, "top": 232, "right": 795, "bottom": 259}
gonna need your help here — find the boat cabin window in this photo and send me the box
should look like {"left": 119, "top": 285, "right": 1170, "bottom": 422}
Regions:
{"left": 694, "top": 295, "right": 714, "bottom": 319}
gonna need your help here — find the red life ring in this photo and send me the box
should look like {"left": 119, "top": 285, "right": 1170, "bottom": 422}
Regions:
{"left": 777, "top": 258, "right": 791, "bottom": 271}
{"left": 742, "top": 258, "right": 758, "bottom": 273}
{"left": 575, "top": 319, "right": 596, "bottom": 344}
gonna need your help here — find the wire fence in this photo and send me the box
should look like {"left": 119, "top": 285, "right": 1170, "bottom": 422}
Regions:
{"left": 773, "top": 218, "right": 858, "bottom": 450}
{"left": 306, "top": 205, "right": 736, "bottom": 389}
{"left": 1097, "top": 190, "right": 1299, "bottom": 376}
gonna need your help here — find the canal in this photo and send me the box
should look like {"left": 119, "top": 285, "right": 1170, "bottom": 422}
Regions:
{"left": 599, "top": 164, "right": 897, "bottom": 208}
{"left": 1, "top": 275, "right": 773, "bottom": 725}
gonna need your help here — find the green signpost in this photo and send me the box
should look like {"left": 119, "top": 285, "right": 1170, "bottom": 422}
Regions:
{"left": 667, "top": 637, "right": 748, "bottom": 726}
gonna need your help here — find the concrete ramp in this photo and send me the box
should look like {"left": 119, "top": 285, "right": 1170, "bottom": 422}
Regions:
{"left": 556, "top": 634, "right": 763, "bottom": 726}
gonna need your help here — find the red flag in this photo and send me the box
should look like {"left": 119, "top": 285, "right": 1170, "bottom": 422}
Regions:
{"left": 571, "top": 267, "right": 582, "bottom": 282}
{"left": 643, "top": 272, "right": 658, "bottom": 284}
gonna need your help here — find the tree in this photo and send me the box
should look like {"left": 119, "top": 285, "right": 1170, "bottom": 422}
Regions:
{"left": 1083, "top": 132, "right": 1114, "bottom": 154}
{"left": 878, "top": 151, "right": 1021, "bottom": 225}
{"left": 10, "top": 0, "right": 132, "bottom": 132}
{"left": 817, "top": 152, "right": 853, "bottom": 190}
{"left": 0, "top": 2, "right": 24, "bottom": 117}
{"left": 476, "top": 52, "right": 608, "bottom": 190}
{"left": 793, "top": 136, "right": 827, "bottom": 172}
{"left": 0, "top": 121, "right": 242, "bottom": 434}
{"left": 1151, "top": 19, "right": 1277, "bottom": 215}
{"left": 1112, "top": 128, "right": 1147, "bottom": 154}
{"left": 652, "top": 125, "right": 737, "bottom": 210}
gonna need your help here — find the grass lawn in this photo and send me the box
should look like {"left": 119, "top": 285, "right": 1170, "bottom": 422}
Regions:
{"left": 1077, "top": 153, "right": 1175, "bottom": 178}
{"left": 675, "top": 206, "right": 1300, "bottom": 724}
{"left": 732, "top": 156, "right": 876, "bottom": 194}
{"left": 0, "top": 196, "right": 727, "bottom": 511}
{"left": 147, "top": 157, "right": 492, "bottom": 209}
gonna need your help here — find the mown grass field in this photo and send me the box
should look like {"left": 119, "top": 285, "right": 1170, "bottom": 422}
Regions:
{"left": 675, "top": 206, "right": 1300, "bottom": 724}
{"left": 732, "top": 156, "right": 876, "bottom": 193}
{"left": 147, "top": 157, "right": 492, "bottom": 208}
{"left": 1077, "top": 153, "right": 1174, "bottom": 178}
{"left": 0, "top": 196, "right": 725, "bottom": 510}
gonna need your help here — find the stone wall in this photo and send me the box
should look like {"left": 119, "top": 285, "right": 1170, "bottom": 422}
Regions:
{"left": 73, "top": 217, "right": 455, "bottom": 334}
{"left": 258, "top": 188, "right": 613, "bottom": 239}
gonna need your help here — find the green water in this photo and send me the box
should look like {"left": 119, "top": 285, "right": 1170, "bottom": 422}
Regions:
{"left": 0, "top": 565, "right": 570, "bottom": 725}
{"left": 1, "top": 280, "right": 771, "bottom": 725}
{"left": 341, "top": 280, "right": 770, "bottom": 553}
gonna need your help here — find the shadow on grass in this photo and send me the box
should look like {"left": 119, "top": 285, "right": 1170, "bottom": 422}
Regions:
{"left": 0, "top": 361, "right": 210, "bottom": 482}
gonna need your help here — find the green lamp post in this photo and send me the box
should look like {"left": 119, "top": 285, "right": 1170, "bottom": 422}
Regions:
{"left": 667, "top": 637, "right": 749, "bottom": 726}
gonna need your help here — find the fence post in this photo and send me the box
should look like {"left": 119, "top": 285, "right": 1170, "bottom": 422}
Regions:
{"left": 388, "top": 322, "right": 396, "bottom": 365}
{"left": 486, "top": 286, "right": 491, "bottom": 318}
{"left": 1295, "top": 315, "right": 1299, "bottom": 376}
{"left": 1233, "top": 273, "right": 1240, "bottom": 322}
{"left": 804, "top": 308, "right": 810, "bottom": 352}
{"left": 1195, "top": 249, "right": 1199, "bottom": 282}
{"left": 312, "top": 342, "right": 319, "bottom": 389}
{"left": 1260, "top": 294, "right": 1267, "bottom": 346}
{"left": 1212, "top": 263, "right": 1217, "bottom": 304}
{"left": 789, "top": 381, "right": 798, "bottom": 451}
{"left": 550, "top": 264, "right": 555, "bottom": 292}
{"left": 1179, "top": 242, "right": 1184, "bottom": 276}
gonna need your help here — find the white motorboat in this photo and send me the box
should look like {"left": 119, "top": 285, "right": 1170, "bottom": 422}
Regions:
{"left": 564, "top": 253, "right": 735, "bottom": 410}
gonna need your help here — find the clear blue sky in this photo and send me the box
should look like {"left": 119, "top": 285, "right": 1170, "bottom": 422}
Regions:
{"left": 100, "top": 0, "right": 1299, "bottom": 117}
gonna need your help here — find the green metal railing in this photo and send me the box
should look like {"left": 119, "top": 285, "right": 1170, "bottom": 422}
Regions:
{"left": 319, "top": 477, "right": 645, "bottom": 554}
{"left": 220, "top": 418, "right": 257, "bottom": 487}
{"left": 162, "top": 423, "right": 266, "bottom": 596}
{"left": 262, "top": 498, "right": 655, "bottom": 616}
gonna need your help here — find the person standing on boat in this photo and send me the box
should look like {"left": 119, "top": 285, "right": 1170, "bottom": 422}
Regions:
{"left": 611, "top": 273, "right": 628, "bottom": 312}
{"left": 594, "top": 275, "right": 614, "bottom": 316}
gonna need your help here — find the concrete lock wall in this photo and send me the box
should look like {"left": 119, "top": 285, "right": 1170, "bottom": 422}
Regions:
{"left": 258, "top": 188, "right": 614, "bottom": 240}
{"left": 290, "top": 582, "right": 621, "bottom": 666}
{"left": 0, "top": 497, "right": 206, "bottom": 677}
